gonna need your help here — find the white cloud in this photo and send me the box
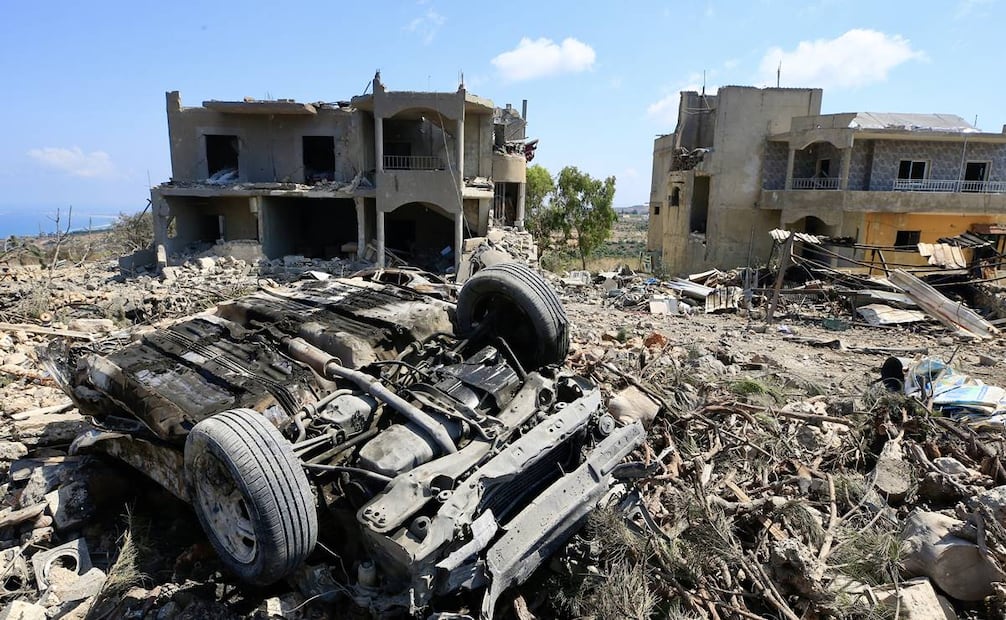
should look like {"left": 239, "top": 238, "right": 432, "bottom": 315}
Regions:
{"left": 27, "top": 146, "right": 117, "bottom": 179}
{"left": 758, "top": 29, "right": 924, "bottom": 90}
{"left": 491, "top": 37, "right": 596, "bottom": 82}
{"left": 404, "top": 8, "right": 445, "bottom": 45}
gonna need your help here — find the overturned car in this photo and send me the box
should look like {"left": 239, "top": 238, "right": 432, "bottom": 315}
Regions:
{"left": 46, "top": 263, "right": 644, "bottom": 618}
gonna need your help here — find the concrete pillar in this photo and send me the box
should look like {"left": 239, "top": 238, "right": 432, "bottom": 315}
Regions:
{"left": 376, "top": 209, "right": 385, "bottom": 267}
{"left": 454, "top": 211, "right": 464, "bottom": 273}
{"left": 839, "top": 146, "right": 853, "bottom": 190}
{"left": 784, "top": 147, "right": 796, "bottom": 190}
{"left": 354, "top": 197, "right": 365, "bottom": 259}
{"left": 375, "top": 116, "right": 384, "bottom": 172}
{"left": 456, "top": 118, "right": 464, "bottom": 181}
{"left": 515, "top": 182, "right": 526, "bottom": 230}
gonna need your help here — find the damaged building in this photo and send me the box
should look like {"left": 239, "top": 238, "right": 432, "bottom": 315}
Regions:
{"left": 648, "top": 86, "right": 1006, "bottom": 274}
{"left": 150, "top": 75, "right": 531, "bottom": 271}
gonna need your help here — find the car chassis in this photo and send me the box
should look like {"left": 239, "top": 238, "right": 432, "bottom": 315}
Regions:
{"left": 47, "top": 263, "right": 644, "bottom": 619}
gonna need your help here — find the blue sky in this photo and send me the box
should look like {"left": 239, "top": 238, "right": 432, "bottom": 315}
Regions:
{"left": 1, "top": 0, "right": 1003, "bottom": 231}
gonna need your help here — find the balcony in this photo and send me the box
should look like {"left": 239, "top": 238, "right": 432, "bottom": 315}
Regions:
{"left": 383, "top": 155, "right": 446, "bottom": 171}
{"left": 792, "top": 177, "right": 841, "bottom": 190}
{"left": 762, "top": 185, "right": 1006, "bottom": 218}
{"left": 891, "top": 178, "right": 1006, "bottom": 193}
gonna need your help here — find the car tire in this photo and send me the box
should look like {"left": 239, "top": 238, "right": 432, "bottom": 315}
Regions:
{"left": 184, "top": 408, "right": 317, "bottom": 585}
{"left": 456, "top": 262, "right": 569, "bottom": 369}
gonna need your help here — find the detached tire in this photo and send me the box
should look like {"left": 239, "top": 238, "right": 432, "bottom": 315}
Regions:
{"left": 184, "top": 408, "right": 317, "bottom": 585}
{"left": 456, "top": 262, "right": 569, "bottom": 370}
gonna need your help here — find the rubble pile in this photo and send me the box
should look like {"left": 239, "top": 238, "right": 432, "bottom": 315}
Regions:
{"left": 457, "top": 228, "right": 538, "bottom": 283}
{"left": 8, "top": 242, "right": 1006, "bottom": 617}
{"left": 537, "top": 306, "right": 1006, "bottom": 619}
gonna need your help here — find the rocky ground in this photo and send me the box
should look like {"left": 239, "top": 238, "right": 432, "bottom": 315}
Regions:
{"left": 1, "top": 247, "right": 1006, "bottom": 618}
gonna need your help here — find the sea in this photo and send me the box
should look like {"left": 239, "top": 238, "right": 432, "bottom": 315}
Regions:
{"left": 0, "top": 208, "right": 139, "bottom": 238}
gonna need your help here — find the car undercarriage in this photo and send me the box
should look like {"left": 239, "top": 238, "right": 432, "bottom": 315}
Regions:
{"left": 46, "top": 263, "right": 645, "bottom": 619}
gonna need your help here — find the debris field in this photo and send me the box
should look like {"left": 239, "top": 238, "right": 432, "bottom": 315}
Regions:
{"left": 3, "top": 239, "right": 1006, "bottom": 619}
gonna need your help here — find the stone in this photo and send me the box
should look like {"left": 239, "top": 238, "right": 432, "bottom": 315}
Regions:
{"left": 978, "top": 353, "right": 998, "bottom": 367}
{"left": 44, "top": 481, "right": 94, "bottom": 531}
{"left": 933, "top": 457, "right": 970, "bottom": 477}
{"left": 160, "top": 266, "right": 180, "bottom": 283}
{"left": 117, "top": 249, "right": 155, "bottom": 273}
{"left": 901, "top": 509, "right": 1004, "bottom": 601}
{"left": 2, "top": 352, "right": 27, "bottom": 367}
{"left": 608, "top": 386, "right": 661, "bottom": 428}
{"left": 874, "top": 577, "right": 957, "bottom": 619}
{"left": 194, "top": 257, "right": 216, "bottom": 273}
{"left": 0, "top": 601, "right": 45, "bottom": 620}
{"left": 43, "top": 567, "right": 106, "bottom": 604}
{"left": 67, "top": 318, "right": 114, "bottom": 334}
{"left": 0, "top": 442, "right": 26, "bottom": 462}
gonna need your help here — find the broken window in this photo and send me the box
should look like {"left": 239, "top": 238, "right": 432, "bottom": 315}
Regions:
{"left": 964, "top": 161, "right": 990, "bottom": 192}
{"left": 670, "top": 187, "right": 681, "bottom": 206}
{"left": 303, "top": 136, "right": 336, "bottom": 184}
{"left": 653, "top": 204, "right": 661, "bottom": 216}
{"left": 894, "top": 230, "right": 921, "bottom": 249}
{"left": 206, "top": 135, "right": 239, "bottom": 179}
{"left": 897, "top": 160, "right": 927, "bottom": 180}
{"left": 690, "top": 177, "right": 710, "bottom": 234}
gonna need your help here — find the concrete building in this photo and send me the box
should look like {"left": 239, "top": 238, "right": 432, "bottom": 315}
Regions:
{"left": 647, "top": 86, "right": 1006, "bottom": 274}
{"left": 150, "top": 75, "right": 529, "bottom": 271}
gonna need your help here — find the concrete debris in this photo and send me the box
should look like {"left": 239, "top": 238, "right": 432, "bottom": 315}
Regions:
{"left": 7, "top": 218, "right": 1006, "bottom": 618}
{"left": 0, "top": 601, "right": 45, "bottom": 620}
{"left": 456, "top": 228, "right": 538, "bottom": 283}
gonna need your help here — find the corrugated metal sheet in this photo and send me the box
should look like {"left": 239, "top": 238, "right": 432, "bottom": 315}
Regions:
{"left": 917, "top": 243, "right": 968, "bottom": 269}
{"left": 849, "top": 112, "right": 976, "bottom": 132}
{"left": 856, "top": 304, "right": 927, "bottom": 326}
{"left": 769, "top": 229, "right": 825, "bottom": 244}
{"left": 889, "top": 270, "right": 998, "bottom": 339}
{"left": 704, "top": 286, "right": 742, "bottom": 314}
{"left": 937, "top": 232, "right": 992, "bottom": 248}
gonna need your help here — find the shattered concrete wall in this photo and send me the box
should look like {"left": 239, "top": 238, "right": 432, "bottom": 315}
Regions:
{"left": 648, "top": 86, "right": 822, "bottom": 275}
{"left": 164, "top": 92, "right": 362, "bottom": 184}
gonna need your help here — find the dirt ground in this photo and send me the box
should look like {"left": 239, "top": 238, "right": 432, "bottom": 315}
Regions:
{"left": 3, "top": 226, "right": 1006, "bottom": 617}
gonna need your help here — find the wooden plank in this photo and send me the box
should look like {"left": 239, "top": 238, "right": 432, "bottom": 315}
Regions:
{"left": 766, "top": 233, "right": 796, "bottom": 324}
{"left": 0, "top": 322, "right": 94, "bottom": 340}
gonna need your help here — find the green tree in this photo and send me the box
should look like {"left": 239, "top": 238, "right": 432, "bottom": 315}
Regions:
{"left": 552, "top": 166, "right": 617, "bottom": 269}
{"left": 524, "top": 164, "right": 557, "bottom": 252}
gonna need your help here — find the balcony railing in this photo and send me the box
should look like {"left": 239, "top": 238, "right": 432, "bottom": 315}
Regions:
{"left": 383, "top": 155, "right": 446, "bottom": 171}
{"left": 792, "top": 177, "right": 841, "bottom": 190}
{"left": 892, "top": 178, "right": 1006, "bottom": 193}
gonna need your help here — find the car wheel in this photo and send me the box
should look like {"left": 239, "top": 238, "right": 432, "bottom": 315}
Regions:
{"left": 456, "top": 262, "right": 569, "bottom": 370}
{"left": 184, "top": 408, "right": 317, "bottom": 585}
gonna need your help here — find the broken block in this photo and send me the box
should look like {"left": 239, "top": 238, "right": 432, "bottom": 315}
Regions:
{"left": 0, "top": 601, "right": 46, "bottom": 620}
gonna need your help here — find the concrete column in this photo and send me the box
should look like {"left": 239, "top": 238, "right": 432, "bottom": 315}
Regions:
{"left": 784, "top": 147, "right": 796, "bottom": 190}
{"left": 456, "top": 118, "right": 464, "bottom": 181}
{"left": 151, "top": 192, "right": 170, "bottom": 270}
{"left": 839, "top": 146, "right": 853, "bottom": 190}
{"left": 515, "top": 182, "right": 526, "bottom": 230}
{"left": 454, "top": 211, "right": 464, "bottom": 273}
{"left": 376, "top": 209, "right": 385, "bottom": 267}
{"left": 354, "top": 197, "right": 365, "bottom": 259}
{"left": 375, "top": 116, "right": 384, "bottom": 172}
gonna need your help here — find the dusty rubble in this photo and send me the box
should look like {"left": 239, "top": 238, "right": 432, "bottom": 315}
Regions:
{"left": 5, "top": 242, "right": 1006, "bottom": 618}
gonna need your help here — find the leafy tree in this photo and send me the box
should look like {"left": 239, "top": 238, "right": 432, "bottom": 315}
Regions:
{"left": 108, "top": 210, "right": 154, "bottom": 254}
{"left": 552, "top": 166, "right": 617, "bottom": 269}
{"left": 524, "top": 164, "right": 558, "bottom": 252}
